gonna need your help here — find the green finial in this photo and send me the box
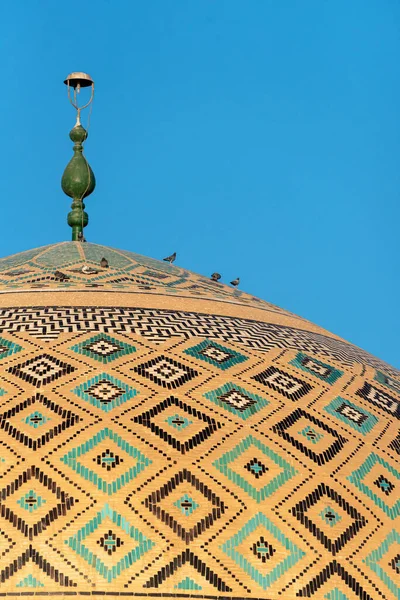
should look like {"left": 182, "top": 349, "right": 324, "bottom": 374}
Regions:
{"left": 61, "top": 125, "right": 96, "bottom": 240}
{"left": 62, "top": 72, "right": 95, "bottom": 241}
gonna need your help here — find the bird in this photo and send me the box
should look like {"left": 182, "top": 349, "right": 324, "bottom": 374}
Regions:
{"left": 163, "top": 252, "right": 176, "bottom": 264}
{"left": 211, "top": 272, "right": 221, "bottom": 282}
{"left": 77, "top": 231, "right": 86, "bottom": 242}
{"left": 230, "top": 277, "right": 240, "bottom": 287}
{"left": 100, "top": 257, "right": 109, "bottom": 269}
{"left": 54, "top": 270, "right": 69, "bottom": 281}
{"left": 81, "top": 265, "right": 98, "bottom": 275}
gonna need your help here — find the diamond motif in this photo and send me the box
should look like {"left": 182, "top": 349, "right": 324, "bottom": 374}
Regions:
{"left": 133, "top": 396, "right": 220, "bottom": 454}
{"left": 0, "top": 465, "right": 76, "bottom": 539}
{"left": 291, "top": 483, "right": 366, "bottom": 555}
{"left": 374, "top": 474, "right": 395, "bottom": 496}
{"left": 252, "top": 536, "right": 275, "bottom": 562}
{"left": 7, "top": 354, "right": 75, "bottom": 387}
{"left": 290, "top": 352, "right": 343, "bottom": 384}
{"left": 324, "top": 397, "right": 378, "bottom": 435}
{"left": 133, "top": 355, "right": 198, "bottom": 389}
{"left": 145, "top": 469, "right": 225, "bottom": 543}
{"left": 174, "top": 494, "right": 199, "bottom": 516}
{"left": 221, "top": 512, "right": 305, "bottom": 590}
{"left": 94, "top": 449, "right": 123, "bottom": 471}
{"left": 16, "top": 575, "right": 44, "bottom": 588}
{"left": 60, "top": 428, "right": 151, "bottom": 495}
{"left": 204, "top": 382, "right": 269, "bottom": 420}
{"left": 72, "top": 373, "right": 137, "bottom": 412}
{"left": 17, "top": 490, "right": 46, "bottom": 513}
{"left": 23, "top": 411, "right": 50, "bottom": 429}
{"left": 213, "top": 434, "right": 297, "bottom": 502}
{"left": 364, "top": 529, "right": 400, "bottom": 599}
{"left": 65, "top": 503, "right": 154, "bottom": 582}
{"left": 319, "top": 506, "right": 342, "bottom": 528}
{"left": 299, "top": 426, "right": 323, "bottom": 444}
{"left": 245, "top": 458, "right": 268, "bottom": 479}
{"left": 347, "top": 453, "right": 400, "bottom": 519}
{"left": 184, "top": 339, "right": 248, "bottom": 370}
{"left": 272, "top": 408, "right": 347, "bottom": 465}
{"left": 374, "top": 370, "right": 400, "bottom": 394}
{"left": 356, "top": 382, "right": 400, "bottom": 418}
{"left": 253, "top": 366, "right": 312, "bottom": 400}
{"left": 98, "top": 530, "right": 124, "bottom": 555}
{"left": 71, "top": 333, "right": 136, "bottom": 363}
{"left": 165, "top": 414, "right": 192, "bottom": 430}
{"left": 0, "top": 393, "right": 80, "bottom": 450}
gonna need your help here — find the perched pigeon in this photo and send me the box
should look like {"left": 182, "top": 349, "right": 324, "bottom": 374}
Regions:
{"left": 211, "top": 272, "right": 221, "bottom": 282}
{"left": 230, "top": 277, "right": 240, "bottom": 287}
{"left": 81, "top": 265, "right": 98, "bottom": 275}
{"left": 54, "top": 270, "right": 69, "bottom": 281}
{"left": 100, "top": 257, "right": 109, "bottom": 269}
{"left": 163, "top": 252, "right": 176, "bottom": 264}
{"left": 77, "top": 231, "right": 86, "bottom": 242}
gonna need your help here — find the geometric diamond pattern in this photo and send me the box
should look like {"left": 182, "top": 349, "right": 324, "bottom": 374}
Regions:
{"left": 253, "top": 365, "right": 312, "bottom": 400}
{"left": 213, "top": 434, "right": 297, "bottom": 502}
{"left": 65, "top": 503, "right": 154, "bottom": 582}
{"left": 291, "top": 483, "right": 366, "bottom": 555}
{"left": 324, "top": 397, "right": 378, "bottom": 435}
{"left": 290, "top": 352, "right": 343, "bottom": 384}
{"left": 363, "top": 529, "right": 400, "bottom": 599}
{"left": 60, "top": 427, "right": 152, "bottom": 495}
{"left": 132, "top": 396, "right": 221, "bottom": 454}
{"left": 204, "top": 381, "right": 269, "bottom": 419}
{"left": 355, "top": 381, "right": 400, "bottom": 418}
{"left": 272, "top": 408, "right": 347, "bottom": 465}
{"left": 144, "top": 469, "right": 226, "bottom": 543}
{"left": 0, "top": 465, "right": 76, "bottom": 539}
{"left": 7, "top": 354, "right": 75, "bottom": 387}
{"left": 133, "top": 355, "right": 198, "bottom": 389}
{"left": 72, "top": 373, "right": 138, "bottom": 412}
{"left": 0, "top": 393, "right": 80, "bottom": 450}
{"left": 70, "top": 333, "right": 136, "bottom": 364}
{"left": 220, "top": 512, "right": 305, "bottom": 590}
{"left": 184, "top": 339, "right": 248, "bottom": 370}
{"left": 347, "top": 453, "right": 400, "bottom": 519}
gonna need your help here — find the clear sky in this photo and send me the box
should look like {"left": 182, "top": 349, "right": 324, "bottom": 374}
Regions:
{"left": 0, "top": 1, "right": 399, "bottom": 369}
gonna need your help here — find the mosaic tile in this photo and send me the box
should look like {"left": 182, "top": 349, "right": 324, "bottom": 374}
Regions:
{"left": 72, "top": 373, "right": 137, "bottom": 412}
{"left": 204, "top": 381, "right": 269, "bottom": 420}
{"left": 65, "top": 503, "right": 154, "bottom": 582}
{"left": 324, "top": 396, "right": 378, "bottom": 435}
{"left": 184, "top": 339, "right": 248, "bottom": 370}
{"left": 290, "top": 352, "right": 343, "bottom": 384}
{"left": 213, "top": 434, "right": 297, "bottom": 502}
{"left": 70, "top": 333, "right": 136, "bottom": 363}
{"left": 253, "top": 365, "right": 313, "bottom": 400}
{"left": 347, "top": 453, "right": 400, "bottom": 519}
{"left": 60, "top": 428, "right": 151, "bottom": 495}
{"left": 364, "top": 529, "right": 400, "bottom": 599}
{"left": 220, "top": 512, "right": 305, "bottom": 590}
{"left": 133, "top": 355, "right": 198, "bottom": 389}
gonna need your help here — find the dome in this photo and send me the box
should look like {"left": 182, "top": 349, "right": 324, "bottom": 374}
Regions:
{"left": 0, "top": 240, "right": 397, "bottom": 600}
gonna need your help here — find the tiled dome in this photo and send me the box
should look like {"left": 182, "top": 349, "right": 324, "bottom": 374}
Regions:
{"left": 0, "top": 241, "right": 397, "bottom": 599}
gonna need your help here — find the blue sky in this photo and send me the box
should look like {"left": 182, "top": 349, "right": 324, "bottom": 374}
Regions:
{"left": 0, "top": 1, "right": 399, "bottom": 368}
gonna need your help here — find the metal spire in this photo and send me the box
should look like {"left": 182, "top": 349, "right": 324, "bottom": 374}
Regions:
{"left": 61, "top": 72, "right": 96, "bottom": 241}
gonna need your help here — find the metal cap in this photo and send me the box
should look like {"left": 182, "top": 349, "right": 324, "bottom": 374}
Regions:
{"left": 63, "top": 72, "right": 94, "bottom": 88}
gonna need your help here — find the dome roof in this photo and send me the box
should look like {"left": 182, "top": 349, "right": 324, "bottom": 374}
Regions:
{"left": 0, "top": 241, "right": 397, "bottom": 600}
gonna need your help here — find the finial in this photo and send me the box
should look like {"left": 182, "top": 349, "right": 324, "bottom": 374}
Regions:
{"left": 61, "top": 72, "right": 96, "bottom": 241}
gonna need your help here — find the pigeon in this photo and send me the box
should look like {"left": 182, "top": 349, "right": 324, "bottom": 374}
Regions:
{"left": 230, "top": 277, "right": 240, "bottom": 287}
{"left": 100, "top": 257, "right": 109, "bottom": 269}
{"left": 163, "top": 252, "right": 176, "bottom": 264}
{"left": 77, "top": 231, "right": 86, "bottom": 242}
{"left": 54, "top": 270, "right": 69, "bottom": 281}
{"left": 81, "top": 265, "right": 98, "bottom": 275}
{"left": 211, "top": 272, "right": 221, "bottom": 282}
